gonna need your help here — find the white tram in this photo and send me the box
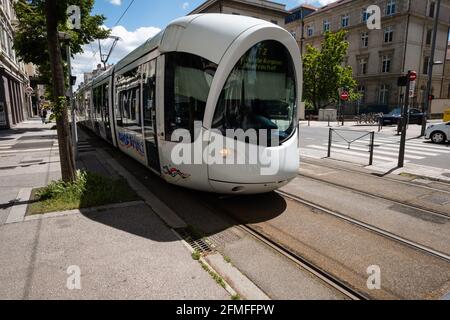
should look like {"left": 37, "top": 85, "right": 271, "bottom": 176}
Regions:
{"left": 76, "top": 14, "right": 302, "bottom": 194}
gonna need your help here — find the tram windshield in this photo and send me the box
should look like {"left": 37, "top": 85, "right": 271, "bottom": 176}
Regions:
{"left": 212, "top": 40, "right": 297, "bottom": 145}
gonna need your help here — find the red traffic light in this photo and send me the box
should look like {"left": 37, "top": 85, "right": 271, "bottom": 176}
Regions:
{"left": 428, "top": 95, "right": 435, "bottom": 101}
{"left": 408, "top": 71, "right": 417, "bottom": 82}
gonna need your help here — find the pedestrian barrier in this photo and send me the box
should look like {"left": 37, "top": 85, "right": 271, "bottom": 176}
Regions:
{"left": 327, "top": 129, "right": 376, "bottom": 165}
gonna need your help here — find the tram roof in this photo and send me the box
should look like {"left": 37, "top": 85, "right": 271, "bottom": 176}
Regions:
{"left": 114, "top": 14, "right": 277, "bottom": 71}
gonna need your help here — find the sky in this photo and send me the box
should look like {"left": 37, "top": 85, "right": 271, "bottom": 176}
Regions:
{"left": 72, "top": 0, "right": 337, "bottom": 88}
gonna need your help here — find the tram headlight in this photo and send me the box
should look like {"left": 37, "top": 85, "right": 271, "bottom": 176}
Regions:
{"left": 219, "top": 148, "right": 232, "bottom": 158}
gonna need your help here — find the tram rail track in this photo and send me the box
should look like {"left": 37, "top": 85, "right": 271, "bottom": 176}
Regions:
{"left": 237, "top": 224, "right": 368, "bottom": 300}
{"left": 296, "top": 172, "right": 450, "bottom": 220}
{"left": 300, "top": 158, "right": 450, "bottom": 195}
{"left": 276, "top": 190, "right": 450, "bottom": 263}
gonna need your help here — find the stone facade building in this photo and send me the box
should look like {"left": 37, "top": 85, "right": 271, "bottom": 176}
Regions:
{"left": 286, "top": 0, "right": 450, "bottom": 113}
{"left": 189, "top": 0, "right": 288, "bottom": 26}
{"left": 0, "top": 0, "right": 33, "bottom": 129}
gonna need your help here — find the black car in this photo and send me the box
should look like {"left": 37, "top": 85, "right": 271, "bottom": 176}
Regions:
{"left": 382, "top": 107, "right": 424, "bottom": 125}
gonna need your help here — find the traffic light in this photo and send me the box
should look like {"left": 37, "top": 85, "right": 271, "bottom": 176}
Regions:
{"left": 428, "top": 95, "right": 435, "bottom": 101}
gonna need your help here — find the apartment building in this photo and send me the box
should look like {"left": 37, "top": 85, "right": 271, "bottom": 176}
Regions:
{"left": 0, "top": 0, "right": 32, "bottom": 129}
{"left": 442, "top": 41, "right": 450, "bottom": 99}
{"left": 189, "top": 0, "right": 288, "bottom": 26}
{"left": 288, "top": 0, "right": 450, "bottom": 112}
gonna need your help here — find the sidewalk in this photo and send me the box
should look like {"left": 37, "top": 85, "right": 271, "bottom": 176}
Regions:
{"left": 0, "top": 120, "right": 230, "bottom": 300}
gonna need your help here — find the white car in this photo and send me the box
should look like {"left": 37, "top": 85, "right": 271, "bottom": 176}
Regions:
{"left": 425, "top": 122, "right": 450, "bottom": 144}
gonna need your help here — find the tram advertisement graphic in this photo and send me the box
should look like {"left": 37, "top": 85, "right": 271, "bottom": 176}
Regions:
{"left": 118, "top": 131, "right": 145, "bottom": 158}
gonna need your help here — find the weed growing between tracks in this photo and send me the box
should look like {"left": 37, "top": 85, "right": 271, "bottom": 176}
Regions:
{"left": 27, "top": 170, "right": 140, "bottom": 215}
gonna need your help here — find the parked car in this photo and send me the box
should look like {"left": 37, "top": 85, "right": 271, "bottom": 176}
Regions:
{"left": 382, "top": 107, "right": 424, "bottom": 125}
{"left": 425, "top": 122, "right": 450, "bottom": 144}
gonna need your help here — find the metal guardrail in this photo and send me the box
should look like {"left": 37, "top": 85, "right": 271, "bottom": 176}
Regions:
{"left": 327, "top": 129, "right": 376, "bottom": 166}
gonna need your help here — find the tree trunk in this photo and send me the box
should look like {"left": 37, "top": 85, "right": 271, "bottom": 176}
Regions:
{"left": 45, "top": 0, "right": 76, "bottom": 183}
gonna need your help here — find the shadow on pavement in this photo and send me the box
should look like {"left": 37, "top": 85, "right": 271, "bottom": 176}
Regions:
{"left": 77, "top": 126, "right": 287, "bottom": 243}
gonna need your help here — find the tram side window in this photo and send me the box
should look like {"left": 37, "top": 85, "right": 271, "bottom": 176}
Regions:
{"left": 117, "top": 67, "right": 142, "bottom": 132}
{"left": 164, "top": 52, "right": 217, "bottom": 141}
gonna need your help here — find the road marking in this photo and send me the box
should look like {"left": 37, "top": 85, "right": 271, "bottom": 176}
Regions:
{"left": 328, "top": 144, "right": 424, "bottom": 160}
{"left": 0, "top": 148, "right": 55, "bottom": 154}
{"left": 308, "top": 145, "right": 398, "bottom": 162}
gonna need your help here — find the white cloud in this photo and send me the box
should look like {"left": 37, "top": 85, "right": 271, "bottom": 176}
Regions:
{"left": 72, "top": 25, "right": 161, "bottom": 88}
{"left": 109, "top": 0, "right": 122, "bottom": 6}
{"left": 300, "top": 0, "right": 336, "bottom": 6}
{"left": 181, "top": 2, "right": 190, "bottom": 10}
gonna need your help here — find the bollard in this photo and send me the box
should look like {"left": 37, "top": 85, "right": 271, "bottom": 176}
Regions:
{"left": 328, "top": 115, "right": 331, "bottom": 127}
{"left": 308, "top": 114, "right": 311, "bottom": 127}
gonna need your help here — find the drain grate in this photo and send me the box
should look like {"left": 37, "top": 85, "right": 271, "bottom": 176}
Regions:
{"left": 175, "top": 228, "right": 213, "bottom": 254}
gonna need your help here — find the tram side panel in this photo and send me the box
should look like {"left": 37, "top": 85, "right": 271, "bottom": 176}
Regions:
{"left": 156, "top": 53, "right": 213, "bottom": 192}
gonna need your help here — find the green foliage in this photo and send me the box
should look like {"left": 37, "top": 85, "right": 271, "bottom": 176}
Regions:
{"left": 29, "top": 170, "right": 140, "bottom": 215}
{"left": 13, "top": 0, "right": 110, "bottom": 99}
{"left": 303, "top": 30, "right": 360, "bottom": 112}
{"left": 191, "top": 251, "right": 201, "bottom": 261}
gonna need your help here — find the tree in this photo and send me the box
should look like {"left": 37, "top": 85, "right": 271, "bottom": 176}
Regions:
{"left": 303, "top": 30, "right": 360, "bottom": 112}
{"left": 13, "top": 0, "right": 110, "bottom": 182}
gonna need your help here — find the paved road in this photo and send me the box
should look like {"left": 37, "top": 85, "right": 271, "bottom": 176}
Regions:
{"left": 299, "top": 121, "right": 450, "bottom": 170}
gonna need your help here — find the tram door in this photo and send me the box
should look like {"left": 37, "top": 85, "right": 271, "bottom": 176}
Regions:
{"left": 142, "top": 60, "right": 161, "bottom": 173}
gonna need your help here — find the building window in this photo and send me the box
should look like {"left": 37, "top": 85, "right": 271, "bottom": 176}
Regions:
{"left": 423, "top": 56, "right": 430, "bottom": 75}
{"left": 384, "top": 26, "right": 394, "bottom": 43}
{"left": 426, "top": 28, "right": 432, "bottom": 45}
{"left": 323, "top": 20, "right": 330, "bottom": 32}
{"left": 307, "top": 25, "right": 314, "bottom": 37}
{"left": 362, "top": 9, "right": 370, "bottom": 22}
{"left": 386, "top": 0, "right": 396, "bottom": 16}
{"left": 381, "top": 55, "right": 391, "bottom": 73}
{"left": 429, "top": 1, "right": 436, "bottom": 17}
{"left": 341, "top": 14, "right": 349, "bottom": 28}
{"left": 271, "top": 20, "right": 278, "bottom": 25}
{"left": 379, "top": 84, "right": 390, "bottom": 104}
{"left": 359, "top": 58, "right": 368, "bottom": 75}
{"left": 357, "top": 85, "right": 366, "bottom": 104}
{"left": 361, "top": 32, "right": 369, "bottom": 48}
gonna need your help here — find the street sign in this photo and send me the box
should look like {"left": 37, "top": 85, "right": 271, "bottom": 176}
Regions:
{"left": 340, "top": 91, "right": 349, "bottom": 101}
{"left": 408, "top": 71, "right": 417, "bottom": 82}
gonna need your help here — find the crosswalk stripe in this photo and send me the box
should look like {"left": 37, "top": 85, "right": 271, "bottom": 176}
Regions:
{"left": 0, "top": 148, "right": 56, "bottom": 154}
{"left": 328, "top": 144, "right": 424, "bottom": 159}
{"left": 374, "top": 146, "right": 438, "bottom": 156}
{"left": 351, "top": 139, "right": 450, "bottom": 153}
{"left": 308, "top": 145, "right": 398, "bottom": 162}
